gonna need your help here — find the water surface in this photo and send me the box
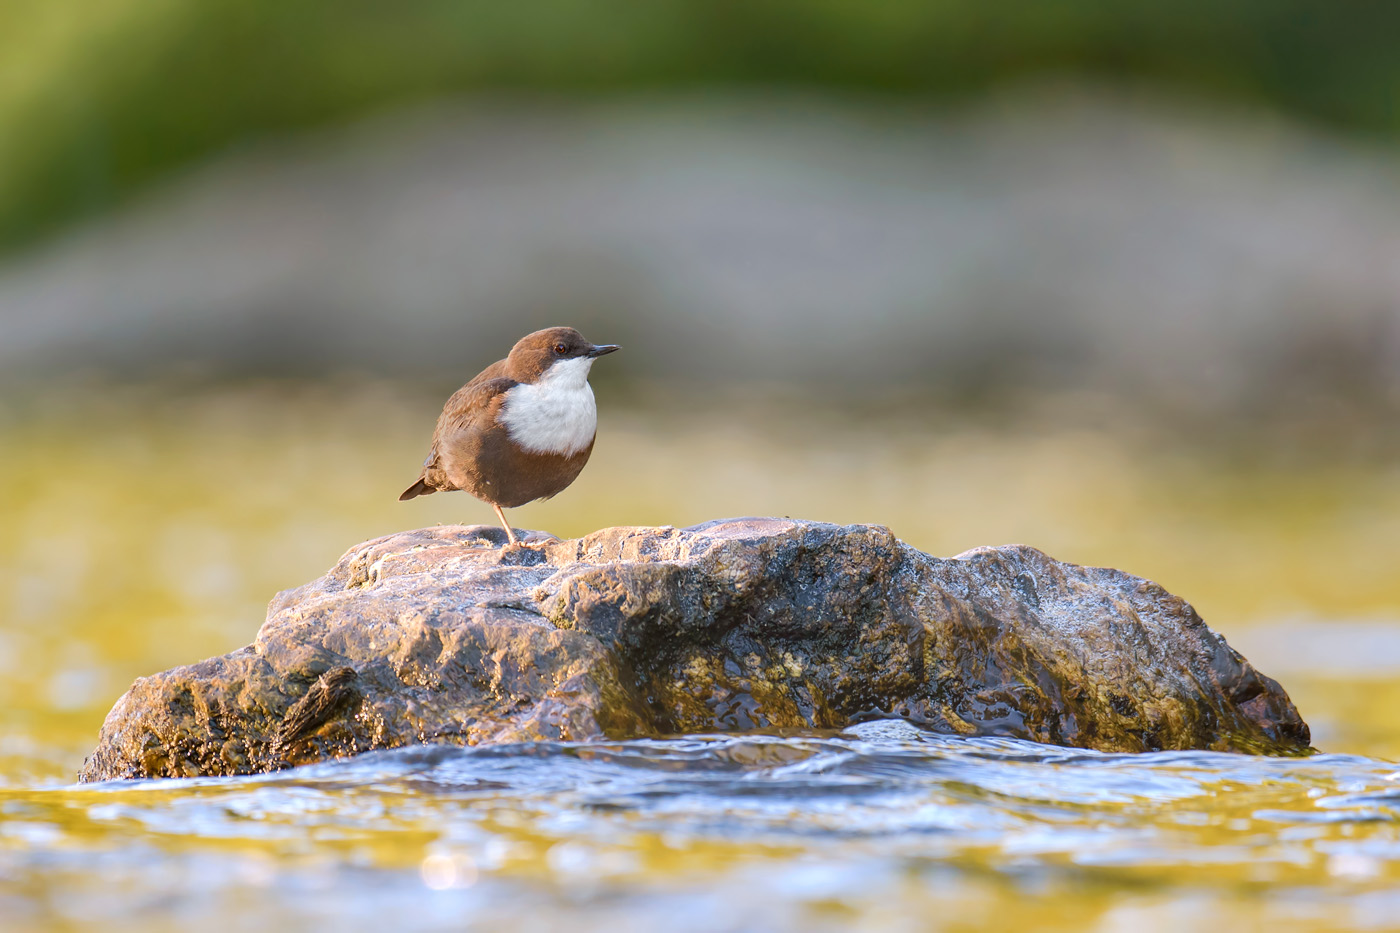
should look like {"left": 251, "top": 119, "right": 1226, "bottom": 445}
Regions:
{"left": 6, "top": 723, "right": 1400, "bottom": 931}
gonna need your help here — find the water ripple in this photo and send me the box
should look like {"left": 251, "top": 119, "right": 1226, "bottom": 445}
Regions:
{"left": 4, "top": 721, "right": 1400, "bottom": 931}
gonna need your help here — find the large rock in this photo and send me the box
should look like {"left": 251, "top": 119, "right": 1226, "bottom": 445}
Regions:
{"left": 79, "top": 519, "right": 1311, "bottom": 781}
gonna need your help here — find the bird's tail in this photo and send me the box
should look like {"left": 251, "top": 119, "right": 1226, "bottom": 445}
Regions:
{"left": 398, "top": 478, "right": 436, "bottom": 501}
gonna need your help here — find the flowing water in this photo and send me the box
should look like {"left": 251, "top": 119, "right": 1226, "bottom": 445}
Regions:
{"left": 8, "top": 726, "right": 1400, "bottom": 931}
{"left": 2, "top": 382, "right": 1399, "bottom": 930}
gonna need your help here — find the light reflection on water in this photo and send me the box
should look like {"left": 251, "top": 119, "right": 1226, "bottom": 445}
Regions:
{"left": 4, "top": 723, "right": 1400, "bottom": 931}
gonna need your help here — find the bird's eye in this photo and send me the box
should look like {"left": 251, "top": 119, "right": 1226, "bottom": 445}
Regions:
{"left": 553, "top": 343, "right": 568, "bottom": 355}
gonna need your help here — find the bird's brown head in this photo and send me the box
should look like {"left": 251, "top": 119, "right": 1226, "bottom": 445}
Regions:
{"left": 505, "top": 326, "right": 620, "bottom": 383}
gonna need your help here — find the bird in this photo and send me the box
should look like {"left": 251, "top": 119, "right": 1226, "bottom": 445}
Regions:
{"left": 399, "top": 326, "right": 620, "bottom": 546}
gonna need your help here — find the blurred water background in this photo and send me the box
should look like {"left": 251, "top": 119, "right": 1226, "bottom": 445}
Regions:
{"left": 2, "top": 3, "right": 1400, "bottom": 930}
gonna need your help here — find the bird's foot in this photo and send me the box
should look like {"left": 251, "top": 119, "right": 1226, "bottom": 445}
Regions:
{"left": 503, "top": 537, "right": 550, "bottom": 551}
{"left": 497, "top": 541, "right": 548, "bottom": 566}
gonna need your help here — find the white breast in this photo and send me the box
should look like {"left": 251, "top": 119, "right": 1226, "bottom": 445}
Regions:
{"left": 498, "top": 356, "right": 598, "bottom": 456}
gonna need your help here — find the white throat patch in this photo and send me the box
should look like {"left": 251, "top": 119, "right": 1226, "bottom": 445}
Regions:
{"left": 498, "top": 356, "right": 598, "bottom": 456}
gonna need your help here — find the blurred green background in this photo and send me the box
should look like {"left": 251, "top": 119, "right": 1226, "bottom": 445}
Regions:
{"left": 7, "top": 0, "right": 1400, "bottom": 252}
{"left": 3, "top": 0, "right": 1400, "bottom": 761}
{"left": 2, "top": 0, "right": 1399, "bottom": 756}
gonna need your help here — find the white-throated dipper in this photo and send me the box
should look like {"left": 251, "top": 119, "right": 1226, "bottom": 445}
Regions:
{"left": 399, "top": 326, "right": 620, "bottom": 546}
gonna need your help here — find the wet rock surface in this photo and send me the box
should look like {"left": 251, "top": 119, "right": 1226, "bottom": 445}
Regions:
{"left": 79, "top": 518, "right": 1311, "bottom": 781}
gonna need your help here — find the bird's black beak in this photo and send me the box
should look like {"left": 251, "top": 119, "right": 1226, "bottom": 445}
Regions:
{"left": 587, "top": 344, "right": 621, "bottom": 357}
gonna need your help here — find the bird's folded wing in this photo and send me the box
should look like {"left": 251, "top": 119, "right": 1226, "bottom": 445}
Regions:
{"left": 427, "top": 376, "right": 517, "bottom": 463}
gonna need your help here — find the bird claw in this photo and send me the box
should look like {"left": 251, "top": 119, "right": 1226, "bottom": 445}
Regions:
{"left": 497, "top": 542, "right": 547, "bottom": 566}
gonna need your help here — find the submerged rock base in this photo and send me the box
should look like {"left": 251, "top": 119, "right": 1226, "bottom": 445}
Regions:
{"left": 80, "top": 519, "right": 1310, "bottom": 781}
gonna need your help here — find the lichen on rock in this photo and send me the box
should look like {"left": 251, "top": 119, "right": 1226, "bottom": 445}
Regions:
{"left": 79, "top": 518, "right": 1311, "bottom": 781}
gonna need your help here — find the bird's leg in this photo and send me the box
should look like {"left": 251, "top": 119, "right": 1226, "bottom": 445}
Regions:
{"left": 491, "top": 503, "right": 520, "bottom": 547}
